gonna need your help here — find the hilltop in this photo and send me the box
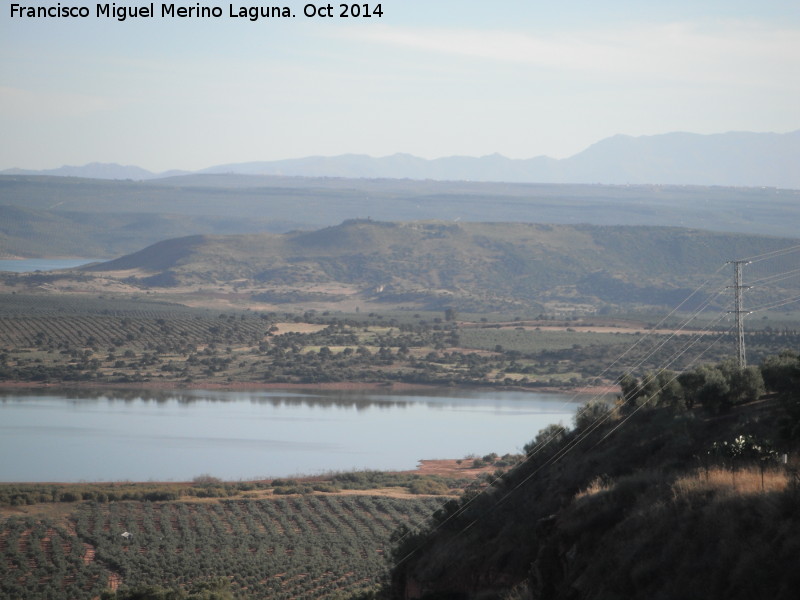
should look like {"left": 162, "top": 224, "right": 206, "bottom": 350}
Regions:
{"left": 4, "top": 220, "right": 797, "bottom": 392}
{"left": 2, "top": 173, "right": 800, "bottom": 259}
{"left": 76, "top": 220, "right": 799, "bottom": 313}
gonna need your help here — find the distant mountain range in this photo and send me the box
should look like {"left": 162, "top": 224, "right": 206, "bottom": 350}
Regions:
{"left": 3, "top": 130, "right": 799, "bottom": 188}
{"left": 0, "top": 163, "right": 190, "bottom": 181}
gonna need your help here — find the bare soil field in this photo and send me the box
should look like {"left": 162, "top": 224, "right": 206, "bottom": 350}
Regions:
{"left": 410, "top": 459, "right": 497, "bottom": 478}
{"left": 270, "top": 322, "right": 330, "bottom": 334}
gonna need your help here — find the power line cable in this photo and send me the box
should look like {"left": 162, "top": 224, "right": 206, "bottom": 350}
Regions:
{"left": 394, "top": 284, "right": 735, "bottom": 556}
{"left": 510, "top": 267, "right": 732, "bottom": 429}
{"left": 588, "top": 330, "right": 730, "bottom": 450}
{"left": 746, "top": 267, "right": 800, "bottom": 288}
{"left": 749, "top": 294, "right": 800, "bottom": 313}
{"left": 391, "top": 260, "right": 764, "bottom": 564}
{"left": 431, "top": 327, "right": 734, "bottom": 562}
{"left": 541, "top": 310, "right": 733, "bottom": 470}
{"left": 393, "top": 254, "right": 797, "bottom": 567}
{"left": 393, "top": 302, "right": 735, "bottom": 565}
{"left": 737, "top": 243, "right": 800, "bottom": 265}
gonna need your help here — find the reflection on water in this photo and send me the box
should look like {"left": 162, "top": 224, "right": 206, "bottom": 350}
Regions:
{"left": 3, "top": 387, "right": 577, "bottom": 411}
{"left": 0, "top": 388, "right": 582, "bottom": 482}
{"left": 4, "top": 388, "right": 416, "bottom": 410}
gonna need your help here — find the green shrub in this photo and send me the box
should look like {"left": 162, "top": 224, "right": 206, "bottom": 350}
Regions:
{"left": 574, "top": 398, "right": 612, "bottom": 431}
{"left": 408, "top": 479, "right": 450, "bottom": 495}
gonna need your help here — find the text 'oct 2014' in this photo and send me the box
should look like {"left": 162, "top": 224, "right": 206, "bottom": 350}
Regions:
{"left": 9, "top": 3, "right": 385, "bottom": 21}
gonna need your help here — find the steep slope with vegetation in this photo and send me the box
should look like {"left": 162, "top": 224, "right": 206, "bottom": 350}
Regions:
{"left": 389, "top": 352, "right": 800, "bottom": 599}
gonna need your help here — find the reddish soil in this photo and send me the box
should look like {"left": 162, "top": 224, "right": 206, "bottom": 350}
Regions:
{"left": 407, "top": 459, "right": 497, "bottom": 479}
{"left": 108, "top": 572, "right": 122, "bottom": 591}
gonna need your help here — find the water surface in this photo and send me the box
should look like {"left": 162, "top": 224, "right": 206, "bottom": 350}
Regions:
{"left": 0, "top": 258, "right": 100, "bottom": 273}
{"left": 0, "top": 388, "right": 581, "bottom": 482}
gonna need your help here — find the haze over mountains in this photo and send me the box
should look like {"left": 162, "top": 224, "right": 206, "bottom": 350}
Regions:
{"left": 3, "top": 130, "right": 799, "bottom": 188}
{"left": 2, "top": 129, "right": 798, "bottom": 270}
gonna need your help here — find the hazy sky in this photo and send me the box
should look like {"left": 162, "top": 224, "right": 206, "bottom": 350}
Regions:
{"left": 2, "top": 0, "right": 798, "bottom": 171}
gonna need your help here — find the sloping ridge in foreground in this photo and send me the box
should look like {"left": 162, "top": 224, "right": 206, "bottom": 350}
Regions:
{"left": 390, "top": 388, "right": 800, "bottom": 599}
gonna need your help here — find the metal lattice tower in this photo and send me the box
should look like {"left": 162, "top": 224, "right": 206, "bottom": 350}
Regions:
{"left": 727, "top": 260, "right": 751, "bottom": 368}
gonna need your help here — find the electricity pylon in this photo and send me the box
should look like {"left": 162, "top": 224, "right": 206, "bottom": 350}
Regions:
{"left": 727, "top": 260, "right": 751, "bottom": 368}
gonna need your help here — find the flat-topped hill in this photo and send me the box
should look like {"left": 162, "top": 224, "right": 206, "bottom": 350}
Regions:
{"left": 83, "top": 220, "right": 799, "bottom": 312}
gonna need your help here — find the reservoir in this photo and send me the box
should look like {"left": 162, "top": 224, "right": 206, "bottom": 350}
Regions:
{"left": 0, "top": 388, "right": 583, "bottom": 482}
{"left": 0, "top": 258, "right": 100, "bottom": 273}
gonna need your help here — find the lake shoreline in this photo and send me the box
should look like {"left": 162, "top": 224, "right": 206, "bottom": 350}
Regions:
{"left": 0, "top": 379, "right": 619, "bottom": 396}
{"left": 0, "top": 384, "right": 595, "bottom": 483}
{"left": 0, "top": 459, "right": 497, "bottom": 488}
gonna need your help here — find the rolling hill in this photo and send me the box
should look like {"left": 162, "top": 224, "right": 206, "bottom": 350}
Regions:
{"left": 1, "top": 174, "right": 799, "bottom": 259}
{"left": 81, "top": 220, "right": 800, "bottom": 313}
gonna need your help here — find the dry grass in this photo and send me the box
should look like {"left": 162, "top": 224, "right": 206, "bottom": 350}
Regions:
{"left": 0, "top": 501, "right": 77, "bottom": 529}
{"left": 270, "top": 322, "right": 329, "bottom": 334}
{"left": 672, "top": 466, "right": 789, "bottom": 499}
{"left": 574, "top": 475, "right": 614, "bottom": 500}
{"left": 575, "top": 465, "right": 790, "bottom": 504}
